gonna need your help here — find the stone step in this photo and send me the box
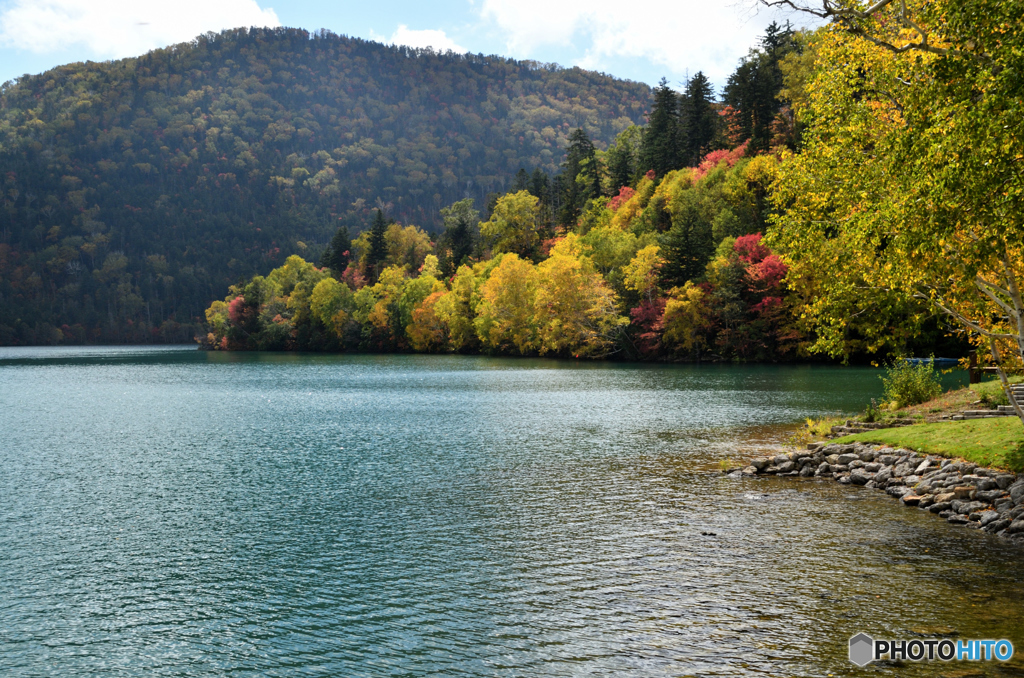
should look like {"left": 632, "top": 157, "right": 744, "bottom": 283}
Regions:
{"left": 961, "top": 410, "right": 1015, "bottom": 416}
{"left": 951, "top": 413, "right": 1012, "bottom": 420}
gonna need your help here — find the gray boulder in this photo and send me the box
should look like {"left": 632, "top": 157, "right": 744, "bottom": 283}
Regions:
{"left": 975, "top": 489, "right": 1008, "bottom": 503}
{"left": 915, "top": 460, "right": 935, "bottom": 474}
{"left": 850, "top": 470, "right": 873, "bottom": 485}
{"left": 994, "top": 498, "right": 1014, "bottom": 514}
{"left": 1006, "top": 518, "right": 1024, "bottom": 535}
{"left": 995, "top": 475, "right": 1016, "bottom": 490}
{"left": 986, "top": 518, "right": 1012, "bottom": 533}
{"left": 978, "top": 511, "right": 1002, "bottom": 526}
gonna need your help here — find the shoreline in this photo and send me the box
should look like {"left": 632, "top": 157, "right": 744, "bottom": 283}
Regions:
{"left": 730, "top": 441, "right": 1024, "bottom": 542}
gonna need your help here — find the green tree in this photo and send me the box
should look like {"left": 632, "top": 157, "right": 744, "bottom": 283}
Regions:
{"left": 320, "top": 225, "right": 351, "bottom": 276}
{"left": 639, "top": 79, "right": 681, "bottom": 177}
{"left": 680, "top": 72, "right": 718, "bottom": 166}
{"left": 659, "top": 192, "right": 715, "bottom": 288}
{"left": 605, "top": 125, "right": 643, "bottom": 192}
{"left": 365, "top": 210, "right": 389, "bottom": 283}
{"left": 558, "top": 128, "right": 602, "bottom": 227}
{"left": 438, "top": 199, "right": 479, "bottom": 276}
{"left": 723, "top": 22, "right": 796, "bottom": 153}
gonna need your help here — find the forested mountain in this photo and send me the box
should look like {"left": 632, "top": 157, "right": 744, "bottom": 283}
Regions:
{"left": 0, "top": 27, "right": 650, "bottom": 344}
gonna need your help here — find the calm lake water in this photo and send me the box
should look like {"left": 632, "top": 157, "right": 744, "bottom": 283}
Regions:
{"left": 1, "top": 346, "right": 1021, "bottom": 677}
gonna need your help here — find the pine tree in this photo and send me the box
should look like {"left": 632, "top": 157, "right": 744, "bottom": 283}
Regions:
{"left": 529, "top": 168, "right": 550, "bottom": 204}
{"left": 558, "top": 128, "right": 601, "bottom": 227}
{"left": 681, "top": 72, "right": 717, "bottom": 166}
{"left": 438, "top": 198, "right": 479, "bottom": 276}
{"left": 366, "top": 209, "right": 389, "bottom": 283}
{"left": 658, "top": 193, "right": 715, "bottom": 288}
{"left": 607, "top": 145, "right": 633, "bottom": 192}
{"left": 723, "top": 22, "right": 796, "bottom": 153}
{"left": 639, "top": 78, "right": 681, "bottom": 177}
{"left": 320, "top": 224, "right": 351, "bottom": 275}
{"left": 512, "top": 168, "right": 530, "bottom": 193}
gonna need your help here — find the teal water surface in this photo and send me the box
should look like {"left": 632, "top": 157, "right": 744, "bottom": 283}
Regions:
{"left": 1, "top": 347, "right": 1021, "bottom": 677}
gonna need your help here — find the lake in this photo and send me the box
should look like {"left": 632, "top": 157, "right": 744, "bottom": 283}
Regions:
{"left": 1, "top": 346, "right": 1021, "bottom": 676}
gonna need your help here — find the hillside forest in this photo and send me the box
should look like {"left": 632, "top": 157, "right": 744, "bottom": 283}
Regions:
{"left": 204, "top": 20, "right": 972, "bottom": 363}
{"left": 0, "top": 27, "right": 650, "bottom": 344}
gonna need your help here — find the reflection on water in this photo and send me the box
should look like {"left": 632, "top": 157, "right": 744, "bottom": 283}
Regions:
{"left": 0, "top": 347, "right": 1018, "bottom": 677}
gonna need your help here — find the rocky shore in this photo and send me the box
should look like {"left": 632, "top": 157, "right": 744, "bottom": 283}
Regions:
{"left": 729, "top": 442, "right": 1024, "bottom": 542}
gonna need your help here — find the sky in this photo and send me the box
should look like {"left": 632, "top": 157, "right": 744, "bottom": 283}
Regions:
{"left": 0, "top": 0, "right": 809, "bottom": 94}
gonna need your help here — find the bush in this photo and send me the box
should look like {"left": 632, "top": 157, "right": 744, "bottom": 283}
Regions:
{"left": 882, "top": 358, "right": 943, "bottom": 409}
{"left": 862, "top": 398, "right": 881, "bottom": 423}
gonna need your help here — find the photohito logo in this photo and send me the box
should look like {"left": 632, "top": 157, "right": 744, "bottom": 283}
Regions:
{"left": 849, "top": 633, "right": 1013, "bottom": 666}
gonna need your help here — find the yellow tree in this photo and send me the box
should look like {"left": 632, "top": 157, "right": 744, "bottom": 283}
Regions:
{"left": 434, "top": 264, "right": 484, "bottom": 352}
{"left": 407, "top": 291, "right": 448, "bottom": 352}
{"left": 764, "top": 1, "right": 1024, "bottom": 419}
{"left": 310, "top": 277, "right": 353, "bottom": 337}
{"left": 534, "top": 235, "right": 628, "bottom": 357}
{"left": 475, "top": 254, "right": 539, "bottom": 354}
{"left": 479, "top": 191, "right": 541, "bottom": 258}
{"left": 662, "top": 283, "right": 711, "bottom": 355}
{"left": 622, "top": 245, "right": 665, "bottom": 303}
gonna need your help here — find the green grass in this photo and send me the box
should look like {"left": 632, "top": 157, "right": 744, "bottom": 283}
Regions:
{"left": 834, "top": 416, "right": 1024, "bottom": 470}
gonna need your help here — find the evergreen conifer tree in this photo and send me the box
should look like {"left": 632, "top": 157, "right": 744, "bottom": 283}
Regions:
{"left": 529, "top": 168, "right": 550, "bottom": 203}
{"left": 639, "top": 78, "right": 681, "bottom": 177}
{"left": 320, "top": 225, "right": 351, "bottom": 276}
{"left": 366, "top": 209, "right": 389, "bottom": 283}
{"left": 723, "top": 22, "right": 795, "bottom": 153}
{"left": 681, "top": 72, "right": 717, "bottom": 166}
{"left": 512, "top": 168, "right": 530, "bottom": 193}
{"left": 658, "top": 193, "right": 715, "bottom": 288}
{"left": 438, "top": 199, "right": 479, "bottom": 276}
{"left": 558, "top": 128, "right": 601, "bottom": 226}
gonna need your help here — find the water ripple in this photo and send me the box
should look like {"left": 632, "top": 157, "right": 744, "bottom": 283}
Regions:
{"left": 1, "top": 349, "right": 1020, "bottom": 677}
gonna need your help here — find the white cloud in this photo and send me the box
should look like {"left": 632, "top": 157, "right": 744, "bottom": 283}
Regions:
{"left": 0, "top": 0, "right": 280, "bottom": 59}
{"left": 479, "top": 0, "right": 786, "bottom": 87}
{"left": 385, "top": 25, "right": 466, "bottom": 53}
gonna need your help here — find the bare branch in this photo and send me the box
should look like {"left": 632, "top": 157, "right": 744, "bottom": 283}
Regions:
{"left": 974, "top": 276, "right": 1017, "bottom": 318}
{"left": 929, "top": 296, "right": 1018, "bottom": 341}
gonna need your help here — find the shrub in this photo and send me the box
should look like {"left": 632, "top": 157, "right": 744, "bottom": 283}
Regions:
{"left": 882, "top": 358, "right": 943, "bottom": 409}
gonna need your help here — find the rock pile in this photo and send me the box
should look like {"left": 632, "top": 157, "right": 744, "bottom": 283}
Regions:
{"left": 733, "top": 442, "right": 1024, "bottom": 541}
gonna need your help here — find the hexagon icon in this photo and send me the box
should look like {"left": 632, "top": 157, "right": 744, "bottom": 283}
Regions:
{"left": 849, "top": 633, "right": 875, "bottom": 667}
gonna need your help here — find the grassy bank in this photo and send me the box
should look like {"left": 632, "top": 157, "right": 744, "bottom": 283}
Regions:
{"left": 834, "top": 417, "right": 1023, "bottom": 470}
{"left": 823, "top": 374, "right": 1024, "bottom": 471}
